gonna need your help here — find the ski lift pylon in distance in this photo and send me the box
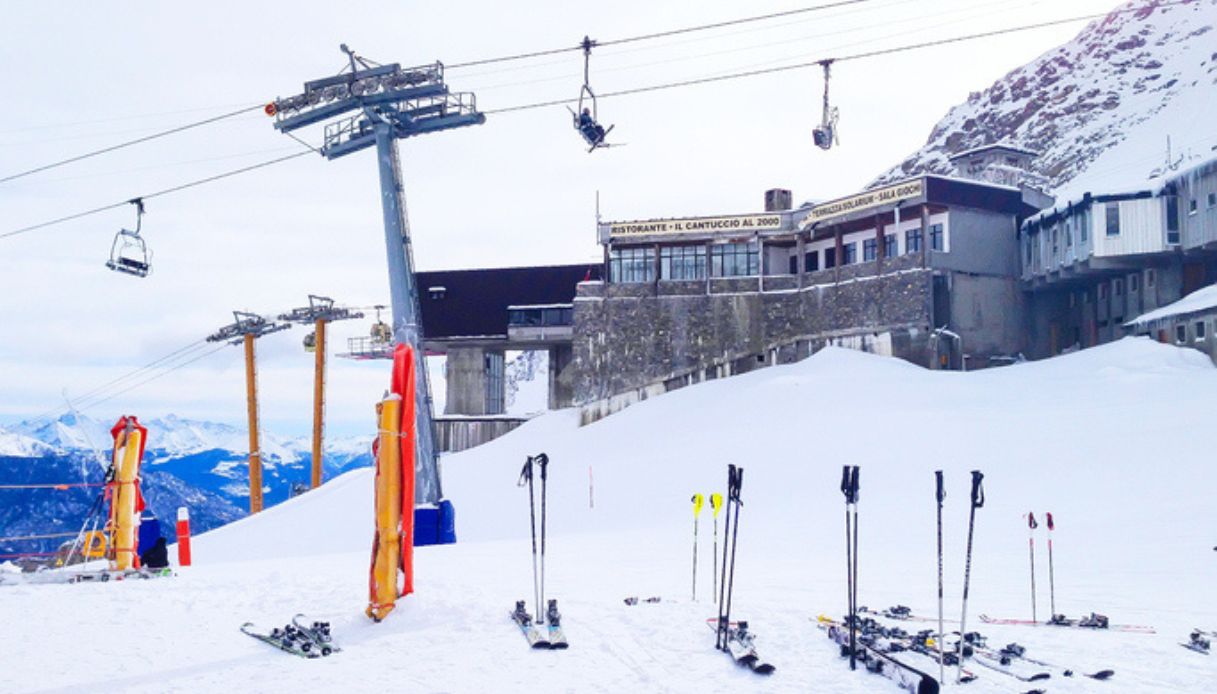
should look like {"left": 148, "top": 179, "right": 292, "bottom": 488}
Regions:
{"left": 106, "top": 198, "right": 151, "bottom": 278}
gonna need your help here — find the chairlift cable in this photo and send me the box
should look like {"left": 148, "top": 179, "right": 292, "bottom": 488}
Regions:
{"left": 74, "top": 343, "right": 232, "bottom": 413}
{"left": 0, "top": 104, "right": 264, "bottom": 185}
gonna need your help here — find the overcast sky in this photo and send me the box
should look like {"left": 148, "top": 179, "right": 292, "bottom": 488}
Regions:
{"left": 0, "top": 0, "right": 1121, "bottom": 437}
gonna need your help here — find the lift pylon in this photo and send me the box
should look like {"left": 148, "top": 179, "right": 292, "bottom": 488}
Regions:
{"left": 279, "top": 296, "right": 363, "bottom": 490}
{"left": 206, "top": 311, "right": 290, "bottom": 514}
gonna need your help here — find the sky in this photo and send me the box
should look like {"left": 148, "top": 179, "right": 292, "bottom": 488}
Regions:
{"left": 0, "top": 0, "right": 1124, "bottom": 436}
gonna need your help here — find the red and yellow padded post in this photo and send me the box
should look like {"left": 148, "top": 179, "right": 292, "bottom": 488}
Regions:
{"left": 366, "top": 343, "right": 418, "bottom": 621}
{"left": 107, "top": 416, "right": 147, "bottom": 571}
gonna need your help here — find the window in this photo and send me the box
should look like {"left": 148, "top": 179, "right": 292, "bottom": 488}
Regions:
{"left": 1080, "top": 211, "right": 1088, "bottom": 242}
{"left": 842, "top": 242, "right": 857, "bottom": 265}
{"left": 609, "top": 247, "right": 655, "bottom": 283}
{"left": 1196, "top": 321, "right": 1207, "bottom": 341}
{"left": 660, "top": 245, "right": 706, "bottom": 280}
{"left": 1130, "top": 274, "right": 1139, "bottom": 292}
{"left": 1025, "top": 238, "right": 1033, "bottom": 265}
{"left": 1176, "top": 324, "right": 1187, "bottom": 343}
{"left": 1065, "top": 222, "right": 1073, "bottom": 248}
{"left": 1189, "top": 198, "right": 1198, "bottom": 215}
{"left": 824, "top": 247, "right": 836, "bottom": 269}
{"left": 885, "top": 234, "right": 898, "bottom": 258}
{"left": 805, "top": 251, "right": 819, "bottom": 272}
{"left": 1098, "top": 283, "right": 1107, "bottom": 300}
{"left": 1051, "top": 229, "right": 1059, "bottom": 254}
{"left": 1166, "top": 196, "right": 1180, "bottom": 245}
{"left": 1209, "top": 192, "right": 1217, "bottom": 208}
{"left": 863, "top": 238, "right": 878, "bottom": 262}
{"left": 1147, "top": 269, "right": 1156, "bottom": 288}
{"left": 1105, "top": 202, "right": 1121, "bottom": 236}
{"left": 1113, "top": 279, "right": 1123, "bottom": 296}
{"left": 930, "top": 223, "right": 944, "bottom": 251}
{"left": 710, "top": 242, "right": 759, "bottom": 278}
{"left": 906, "top": 228, "right": 922, "bottom": 254}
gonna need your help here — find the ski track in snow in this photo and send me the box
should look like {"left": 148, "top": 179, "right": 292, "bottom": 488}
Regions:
{"left": 2, "top": 339, "right": 1215, "bottom": 692}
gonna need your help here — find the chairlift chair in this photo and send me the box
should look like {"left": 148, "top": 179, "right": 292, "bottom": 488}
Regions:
{"left": 812, "top": 60, "right": 839, "bottom": 151}
{"left": 370, "top": 305, "right": 392, "bottom": 344}
{"left": 303, "top": 331, "right": 317, "bottom": 352}
{"left": 106, "top": 199, "right": 151, "bottom": 278}
{"left": 567, "top": 36, "right": 616, "bottom": 152}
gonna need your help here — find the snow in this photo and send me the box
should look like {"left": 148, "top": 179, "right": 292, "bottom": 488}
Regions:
{"left": 0, "top": 429, "right": 51, "bottom": 457}
{"left": 1126, "top": 282, "right": 1217, "bottom": 326}
{"left": 1, "top": 339, "right": 1214, "bottom": 692}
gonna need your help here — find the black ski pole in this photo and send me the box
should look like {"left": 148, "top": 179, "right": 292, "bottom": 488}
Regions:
{"left": 956, "top": 470, "right": 984, "bottom": 684}
{"left": 715, "top": 468, "right": 735, "bottom": 650}
{"left": 1046, "top": 512, "right": 1056, "bottom": 617}
{"left": 518, "top": 455, "right": 540, "bottom": 621}
{"left": 721, "top": 466, "right": 744, "bottom": 652}
{"left": 935, "top": 470, "right": 946, "bottom": 685}
{"left": 1026, "top": 511, "right": 1038, "bottom": 624}
{"left": 537, "top": 453, "right": 549, "bottom": 625}
{"left": 841, "top": 465, "right": 860, "bottom": 670}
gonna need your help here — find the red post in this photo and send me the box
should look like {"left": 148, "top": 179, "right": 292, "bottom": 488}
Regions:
{"left": 176, "top": 507, "right": 192, "bottom": 567}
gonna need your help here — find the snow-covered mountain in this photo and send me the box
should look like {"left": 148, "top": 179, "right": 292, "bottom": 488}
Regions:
{"left": 0, "top": 413, "right": 374, "bottom": 555}
{"left": 872, "top": 0, "right": 1217, "bottom": 194}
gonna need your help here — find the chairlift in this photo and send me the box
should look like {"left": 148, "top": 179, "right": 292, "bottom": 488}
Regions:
{"left": 812, "top": 60, "right": 839, "bottom": 151}
{"left": 303, "top": 331, "right": 317, "bottom": 352}
{"left": 106, "top": 199, "right": 151, "bottom": 278}
{"left": 370, "top": 305, "right": 392, "bottom": 344}
{"left": 567, "top": 36, "right": 616, "bottom": 153}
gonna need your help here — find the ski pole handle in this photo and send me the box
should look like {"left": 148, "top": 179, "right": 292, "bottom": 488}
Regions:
{"left": 969, "top": 470, "right": 985, "bottom": 509}
{"left": 935, "top": 470, "right": 945, "bottom": 504}
{"left": 840, "top": 465, "right": 860, "bottom": 504}
{"left": 1045, "top": 512, "right": 1054, "bottom": 531}
{"left": 692, "top": 493, "right": 704, "bottom": 516}
{"left": 1027, "top": 512, "right": 1038, "bottom": 529}
{"left": 727, "top": 465, "right": 743, "bottom": 503}
{"left": 518, "top": 457, "right": 533, "bottom": 487}
{"left": 710, "top": 492, "right": 723, "bottom": 517}
{"left": 535, "top": 453, "right": 549, "bottom": 481}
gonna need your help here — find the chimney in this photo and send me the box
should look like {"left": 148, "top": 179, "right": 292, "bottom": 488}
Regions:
{"left": 764, "top": 188, "right": 792, "bottom": 212}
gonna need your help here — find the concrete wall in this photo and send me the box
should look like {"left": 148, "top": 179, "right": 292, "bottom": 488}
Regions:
{"left": 932, "top": 208, "right": 1021, "bottom": 277}
{"left": 572, "top": 253, "right": 933, "bottom": 405}
{"left": 444, "top": 347, "right": 505, "bottom": 416}
{"left": 946, "top": 273, "right": 1028, "bottom": 361}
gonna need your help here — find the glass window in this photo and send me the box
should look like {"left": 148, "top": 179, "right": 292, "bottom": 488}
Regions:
{"left": 1114, "top": 279, "right": 1123, "bottom": 296}
{"left": 1196, "top": 321, "right": 1207, "bottom": 340}
{"left": 1147, "top": 269, "right": 1155, "bottom": 287}
{"left": 710, "top": 242, "right": 759, "bottom": 278}
{"left": 1130, "top": 274, "right": 1139, "bottom": 292}
{"left": 1051, "top": 229, "right": 1058, "bottom": 254}
{"left": 905, "top": 228, "right": 922, "bottom": 254}
{"left": 1098, "top": 283, "right": 1107, "bottom": 300}
{"left": 885, "top": 234, "right": 898, "bottom": 258}
{"left": 863, "top": 238, "right": 877, "bottom": 262}
{"left": 609, "top": 247, "right": 655, "bottom": 283}
{"left": 1208, "top": 192, "right": 1216, "bottom": 208}
{"left": 1106, "top": 202, "right": 1120, "bottom": 236}
{"left": 1065, "top": 223, "right": 1073, "bottom": 247}
{"left": 842, "top": 242, "right": 857, "bottom": 265}
{"left": 1189, "top": 198, "right": 1198, "bottom": 214}
{"left": 1080, "top": 211, "right": 1088, "bottom": 242}
{"left": 805, "top": 251, "right": 819, "bottom": 272}
{"left": 1176, "top": 324, "right": 1187, "bottom": 343}
{"left": 824, "top": 247, "right": 836, "bottom": 269}
{"left": 930, "top": 224, "right": 944, "bottom": 251}
{"left": 660, "top": 245, "right": 706, "bottom": 281}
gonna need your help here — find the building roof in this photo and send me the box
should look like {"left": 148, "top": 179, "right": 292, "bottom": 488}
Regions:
{"left": 418, "top": 263, "right": 601, "bottom": 340}
{"left": 1125, "top": 283, "right": 1217, "bottom": 328}
{"left": 948, "top": 143, "right": 1040, "bottom": 161}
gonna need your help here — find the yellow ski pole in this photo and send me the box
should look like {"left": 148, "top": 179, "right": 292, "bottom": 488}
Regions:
{"left": 691, "top": 493, "right": 705, "bottom": 601}
{"left": 710, "top": 493, "right": 723, "bottom": 601}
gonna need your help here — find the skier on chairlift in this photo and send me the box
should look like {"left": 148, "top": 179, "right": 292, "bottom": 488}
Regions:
{"left": 577, "top": 108, "right": 607, "bottom": 147}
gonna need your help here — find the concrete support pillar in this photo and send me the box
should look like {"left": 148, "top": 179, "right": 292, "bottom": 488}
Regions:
{"left": 548, "top": 344, "right": 575, "bottom": 410}
{"left": 444, "top": 347, "right": 505, "bottom": 415}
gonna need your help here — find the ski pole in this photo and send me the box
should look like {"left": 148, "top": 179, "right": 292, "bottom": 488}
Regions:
{"left": 518, "top": 455, "right": 540, "bottom": 621}
{"left": 721, "top": 466, "right": 744, "bottom": 651}
{"left": 710, "top": 493, "right": 723, "bottom": 602}
{"left": 1027, "top": 511, "right": 1038, "bottom": 624}
{"left": 935, "top": 470, "right": 945, "bottom": 685}
{"left": 840, "top": 465, "right": 860, "bottom": 671}
{"left": 691, "top": 493, "right": 704, "bottom": 602}
{"left": 715, "top": 468, "right": 735, "bottom": 650}
{"left": 957, "top": 470, "right": 984, "bottom": 684}
{"left": 1046, "top": 512, "right": 1056, "bottom": 617}
{"left": 537, "top": 453, "right": 549, "bottom": 625}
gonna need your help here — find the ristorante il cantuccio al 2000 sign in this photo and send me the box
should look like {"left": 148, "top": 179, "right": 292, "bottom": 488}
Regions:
{"left": 606, "top": 213, "right": 785, "bottom": 238}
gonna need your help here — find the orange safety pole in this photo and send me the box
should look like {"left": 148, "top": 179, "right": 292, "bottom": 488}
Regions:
{"left": 176, "top": 507, "right": 192, "bottom": 567}
{"left": 311, "top": 317, "right": 326, "bottom": 489}
{"left": 108, "top": 417, "right": 146, "bottom": 571}
{"left": 243, "top": 333, "right": 263, "bottom": 514}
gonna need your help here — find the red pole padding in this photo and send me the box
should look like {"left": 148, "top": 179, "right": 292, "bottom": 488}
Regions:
{"left": 176, "top": 507, "right": 192, "bottom": 567}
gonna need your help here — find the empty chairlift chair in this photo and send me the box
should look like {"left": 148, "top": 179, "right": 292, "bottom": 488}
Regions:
{"left": 106, "top": 198, "right": 152, "bottom": 278}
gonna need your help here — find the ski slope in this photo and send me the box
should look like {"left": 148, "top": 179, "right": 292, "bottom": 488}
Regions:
{"left": 1, "top": 339, "right": 1214, "bottom": 693}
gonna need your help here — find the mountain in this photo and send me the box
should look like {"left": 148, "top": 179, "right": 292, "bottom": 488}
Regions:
{"left": 872, "top": 0, "right": 1217, "bottom": 195}
{"left": 0, "top": 413, "right": 374, "bottom": 557}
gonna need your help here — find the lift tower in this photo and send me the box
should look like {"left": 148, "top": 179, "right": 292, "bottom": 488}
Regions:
{"left": 279, "top": 295, "right": 363, "bottom": 490}
{"left": 268, "top": 45, "right": 484, "bottom": 508}
{"left": 207, "top": 311, "right": 290, "bottom": 514}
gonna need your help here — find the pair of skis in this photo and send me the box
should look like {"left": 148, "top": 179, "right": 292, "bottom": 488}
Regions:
{"left": 817, "top": 616, "right": 940, "bottom": 694}
{"left": 241, "top": 614, "right": 340, "bottom": 659}
{"left": 1183, "top": 629, "right": 1212, "bottom": 654}
{"left": 979, "top": 613, "right": 1156, "bottom": 634}
{"left": 710, "top": 464, "right": 774, "bottom": 675}
{"left": 512, "top": 453, "right": 568, "bottom": 650}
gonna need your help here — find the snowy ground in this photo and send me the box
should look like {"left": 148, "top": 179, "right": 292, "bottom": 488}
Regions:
{"left": 2, "top": 339, "right": 1214, "bottom": 693}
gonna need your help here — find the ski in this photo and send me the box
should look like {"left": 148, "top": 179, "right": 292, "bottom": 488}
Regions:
{"left": 1182, "top": 630, "right": 1211, "bottom": 654}
{"left": 545, "top": 599, "right": 569, "bottom": 650}
{"left": 623, "top": 596, "right": 662, "bottom": 605}
{"left": 241, "top": 622, "right": 320, "bottom": 659}
{"left": 819, "top": 618, "right": 939, "bottom": 694}
{"left": 0, "top": 567, "right": 173, "bottom": 586}
{"left": 704, "top": 618, "right": 774, "bottom": 674}
{"left": 511, "top": 600, "right": 549, "bottom": 649}
{"left": 291, "top": 614, "right": 341, "bottom": 656}
{"left": 987, "top": 641, "right": 1113, "bottom": 680}
{"left": 979, "top": 613, "right": 1155, "bottom": 634}
{"left": 969, "top": 650, "right": 1050, "bottom": 683}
